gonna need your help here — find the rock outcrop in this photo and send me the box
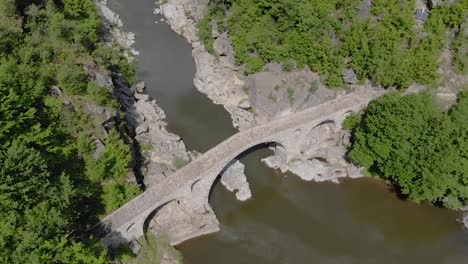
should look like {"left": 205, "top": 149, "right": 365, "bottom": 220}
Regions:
{"left": 262, "top": 121, "right": 364, "bottom": 183}
{"left": 461, "top": 207, "right": 468, "bottom": 230}
{"left": 114, "top": 77, "right": 192, "bottom": 187}
{"left": 220, "top": 160, "right": 252, "bottom": 201}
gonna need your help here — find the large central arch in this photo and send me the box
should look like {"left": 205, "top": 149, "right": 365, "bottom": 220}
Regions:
{"left": 142, "top": 140, "right": 286, "bottom": 245}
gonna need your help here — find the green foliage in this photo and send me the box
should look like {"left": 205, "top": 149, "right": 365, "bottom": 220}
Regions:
{"left": 197, "top": 17, "right": 215, "bottom": 54}
{"left": 204, "top": 0, "right": 467, "bottom": 88}
{"left": 92, "top": 43, "right": 137, "bottom": 84}
{"left": 0, "top": 0, "right": 22, "bottom": 53}
{"left": 87, "top": 131, "right": 132, "bottom": 182}
{"left": 87, "top": 81, "right": 117, "bottom": 107}
{"left": 287, "top": 87, "right": 295, "bottom": 105}
{"left": 102, "top": 181, "right": 140, "bottom": 214}
{"left": 57, "top": 63, "right": 88, "bottom": 94}
{"left": 309, "top": 80, "right": 319, "bottom": 94}
{"left": 0, "top": 0, "right": 139, "bottom": 262}
{"left": 244, "top": 56, "right": 264, "bottom": 74}
{"left": 281, "top": 59, "right": 296, "bottom": 72}
{"left": 452, "top": 31, "right": 468, "bottom": 74}
{"left": 342, "top": 113, "right": 362, "bottom": 131}
{"left": 348, "top": 91, "right": 468, "bottom": 208}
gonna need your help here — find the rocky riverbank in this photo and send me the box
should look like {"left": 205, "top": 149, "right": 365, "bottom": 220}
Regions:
{"left": 98, "top": 0, "right": 193, "bottom": 190}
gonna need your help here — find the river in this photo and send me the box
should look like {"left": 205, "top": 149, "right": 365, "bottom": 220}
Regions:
{"left": 109, "top": 1, "right": 468, "bottom": 263}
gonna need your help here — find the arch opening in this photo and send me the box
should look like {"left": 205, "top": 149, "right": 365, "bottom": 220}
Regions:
{"left": 207, "top": 141, "right": 285, "bottom": 204}
{"left": 142, "top": 200, "right": 176, "bottom": 243}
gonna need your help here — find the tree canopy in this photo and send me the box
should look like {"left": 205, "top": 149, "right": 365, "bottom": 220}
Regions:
{"left": 0, "top": 0, "right": 138, "bottom": 262}
{"left": 200, "top": 0, "right": 467, "bottom": 87}
{"left": 346, "top": 91, "right": 468, "bottom": 209}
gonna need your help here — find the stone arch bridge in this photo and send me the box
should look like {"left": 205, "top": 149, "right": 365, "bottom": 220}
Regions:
{"left": 100, "top": 89, "right": 381, "bottom": 247}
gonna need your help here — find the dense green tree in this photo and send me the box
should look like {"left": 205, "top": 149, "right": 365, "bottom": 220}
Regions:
{"left": 347, "top": 91, "right": 468, "bottom": 208}
{"left": 0, "top": 0, "right": 139, "bottom": 262}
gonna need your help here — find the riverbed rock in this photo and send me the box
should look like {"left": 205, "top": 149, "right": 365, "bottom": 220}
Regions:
{"left": 135, "top": 123, "right": 149, "bottom": 135}
{"left": 463, "top": 213, "right": 468, "bottom": 230}
{"left": 134, "top": 92, "right": 150, "bottom": 101}
{"left": 148, "top": 198, "right": 219, "bottom": 246}
{"left": 128, "top": 240, "right": 142, "bottom": 255}
{"left": 342, "top": 68, "right": 359, "bottom": 85}
{"left": 220, "top": 160, "right": 252, "bottom": 201}
{"left": 135, "top": 81, "right": 146, "bottom": 93}
{"left": 224, "top": 105, "right": 256, "bottom": 130}
{"left": 213, "top": 33, "right": 231, "bottom": 56}
{"left": 93, "top": 139, "right": 105, "bottom": 160}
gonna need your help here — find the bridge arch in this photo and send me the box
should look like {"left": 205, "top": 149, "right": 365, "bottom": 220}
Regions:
{"left": 206, "top": 141, "right": 285, "bottom": 203}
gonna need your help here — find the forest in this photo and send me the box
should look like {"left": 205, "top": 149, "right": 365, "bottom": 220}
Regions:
{"left": 0, "top": 0, "right": 139, "bottom": 262}
{"left": 344, "top": 91, "right": 468, "bottom": 209}
{"left": 199, "top": 0, "right": 467, "bottom": 87}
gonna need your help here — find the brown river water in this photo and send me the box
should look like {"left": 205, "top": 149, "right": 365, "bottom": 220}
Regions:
{"left": 110, "top": 1, "right": 468, "bottom": 263}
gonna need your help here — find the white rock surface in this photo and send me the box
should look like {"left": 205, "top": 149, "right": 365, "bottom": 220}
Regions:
{"left": 462, "top": 213, "right": 468, "bottom": 230}
{"left": 220, "top": 160, "right": 252, "bottom": 201}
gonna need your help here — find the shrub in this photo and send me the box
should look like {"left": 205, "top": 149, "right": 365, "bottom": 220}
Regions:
{"left": 56, "top": 64, "right": 88, "bottom": 94}
{"left": 86, "top": 131, "right": 131, "bottom": 182}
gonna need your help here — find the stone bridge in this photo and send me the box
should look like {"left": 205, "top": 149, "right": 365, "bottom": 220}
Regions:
{"left": 100, "top": 89, "right": 381, "bottom": 247}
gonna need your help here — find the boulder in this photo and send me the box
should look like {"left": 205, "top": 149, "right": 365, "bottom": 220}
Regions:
{"left": 213, "top": 34, "right": 230, "bottom": 56}
{"left": 134, "top": 92, "right": 150, "bottom": 101}
{"left": 93, "top": 139, "right": 105, "bottom": 160}
{"left": 135, "top": 123, "right": 149, "bottom": 135}
{"left": 135, "top": 81, "right": 146, "bottom": 93}
{"left": 50, "top": 86, "right": 62, "bottom": 97}
{"left": 121, "top": 85, "right": 134, "bottom": 97}
{"left": 128, "top": 240, "right": 141, "bottom": 255}
{"left": 342, "top": 68, "right": 359, "bottom": 84}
